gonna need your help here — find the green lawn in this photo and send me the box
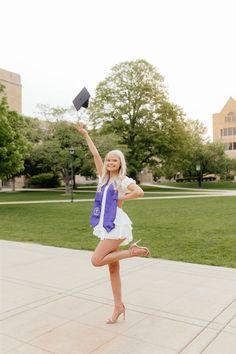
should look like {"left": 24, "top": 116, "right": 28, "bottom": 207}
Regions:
{"left": 0, "top": 195, "right": 236, "bottom": 268}
{"left": 0, "top": 190, "right": 203, "bottom": 202}
{"left": 141, "top": 185, "right": 204, "bottom": 192}
{"left": 75, "top": 181, "right": 236, "bottom": 190}
{"left": 160, "top": 181, "right": 236, "bottom": 189}
{"left": 0, "top": 190, "right": 95, "bottom": 202}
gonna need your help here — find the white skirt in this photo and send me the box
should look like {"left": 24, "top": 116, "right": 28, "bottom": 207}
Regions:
{"left": 93, "top": 207, "right": 133, "bottom": 246}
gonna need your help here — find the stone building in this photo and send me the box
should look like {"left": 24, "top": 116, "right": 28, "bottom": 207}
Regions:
{"left": 213, "top": 97, "right": 236, "bottom": 158}
{"left": 0, "top": 68, "right": 23, "bottom": 189}
{"left": 0, "top": 68, "right": 22, "bottom": 113}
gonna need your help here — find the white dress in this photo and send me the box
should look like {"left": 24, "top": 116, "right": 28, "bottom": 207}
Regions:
{"left": 93, "top": 176, "right": 136, "bottom": 246}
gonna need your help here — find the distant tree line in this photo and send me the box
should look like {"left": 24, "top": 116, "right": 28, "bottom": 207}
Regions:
{"left": 1, "top": 60, "right": 236, "bottom": 191}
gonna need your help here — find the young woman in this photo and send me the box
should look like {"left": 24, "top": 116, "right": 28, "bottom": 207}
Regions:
{"left": 75, "top": 122, "right": 150, "bottom": 324}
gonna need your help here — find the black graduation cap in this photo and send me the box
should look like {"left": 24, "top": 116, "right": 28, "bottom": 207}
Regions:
{"left": 72, "top": 87, "right": 90, "bottom": 111}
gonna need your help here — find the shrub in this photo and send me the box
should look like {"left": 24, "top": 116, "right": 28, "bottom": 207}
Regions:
{"left": 29, "top": 173, "right": 61, "bottom": 188}
{"left": 176, "top": 177, "right": 198, "bottom": 182}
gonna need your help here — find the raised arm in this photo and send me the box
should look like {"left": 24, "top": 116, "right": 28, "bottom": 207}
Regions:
{"left": 75, "top": 122, "right": 103, "bottom": 177}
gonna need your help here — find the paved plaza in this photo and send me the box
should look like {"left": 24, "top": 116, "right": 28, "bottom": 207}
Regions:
{"left": 1, "top": 240, "right": 236, "bottom": 354}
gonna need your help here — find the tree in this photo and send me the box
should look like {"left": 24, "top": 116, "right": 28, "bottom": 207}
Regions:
{"left": 23, "top": 116, "right": 46, "bottom": 143}
{"left": 35, "top": 104, "right": 79, "bottom": 122}
{"left": 89, "top": 59, "right": 186, "bottom": 179}
{"left": 193, "top": 142, "right": 234, "bottom": 180}
{"left": 158, "top": 119, "right": 234, "bottom": 184}
{"left": 0, "top": 84, "right": 29, "bottom": 189}
{"left": 26, "top": 120, "right": 86, "bottom": 193}
{"left": 173, "top": 119, "right": 208, "bottom": 178}
{"left": 28, "top": 101, "right": 128, "bottom": 191}
{"left": 31, "top": 122, "right": 125, "bottom": 188}
{"left": 23, "top": 118, "right": 98, "bottom": 192}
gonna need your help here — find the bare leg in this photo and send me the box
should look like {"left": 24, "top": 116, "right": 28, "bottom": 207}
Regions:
{"left": 107, "top": 260, "right": 125, "bottom": 323}
{"left": 91, "top": 239, "right": 147, "bottom": 267}
{"left": 109, "top": 260, "right": 122, "bottom": 307}
{"left": 91, "top": 239, "right": 149, "bottom": 323}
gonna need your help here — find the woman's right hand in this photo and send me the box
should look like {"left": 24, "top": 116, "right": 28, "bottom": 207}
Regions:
{"left": 75, "top": 121, "right": 88, "bottom": 137}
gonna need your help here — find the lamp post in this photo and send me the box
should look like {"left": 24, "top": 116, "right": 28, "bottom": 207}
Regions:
{"left": 196, "top": 163, "right": 201, "bottom": 188}
{"left": 69, "top": 147, "right": 75, "bottom": 202}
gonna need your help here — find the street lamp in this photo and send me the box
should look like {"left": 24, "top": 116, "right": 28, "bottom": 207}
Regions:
{"left": 196, "top": 163, "right": 201, "bottom": 188}
{"left": 69, "top": 147, "right": 75, "bottom": 202}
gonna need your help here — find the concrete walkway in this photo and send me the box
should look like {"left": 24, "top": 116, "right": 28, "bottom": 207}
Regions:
{"left": 1, "top": 192, "right": 236, "bottom": 205}
{"left": 1, "top": 240, "right": 236, "bottom": 354}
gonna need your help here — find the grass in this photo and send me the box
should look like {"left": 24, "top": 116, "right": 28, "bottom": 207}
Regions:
{"left": 0, "top": 190, "right": 95, "bottom": 202}
{"left": 141, "top": 185, "right": 202, "bottom": 192}
{"left": 160, "top": 181, "right": 236, "bottom": 189}
{"left": 0, "top": 189, "right": 204, "bottom": 202}
{"left": 0, "top": 194, "right": 236, "bottom": 268}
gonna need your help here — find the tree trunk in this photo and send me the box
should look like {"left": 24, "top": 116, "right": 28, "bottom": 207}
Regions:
{"left": 64, "top": 170, "right": 70, "bottom": 194}
{"left": 65, "top": 183, "right": 70, "bottom": 194}
{"left": 12, "top": 178, "right": 16, "bottom": 192}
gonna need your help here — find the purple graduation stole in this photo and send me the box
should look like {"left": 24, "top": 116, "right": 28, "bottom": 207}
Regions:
{"left": 90, "top": 180, "right": 118, "bottom": 232}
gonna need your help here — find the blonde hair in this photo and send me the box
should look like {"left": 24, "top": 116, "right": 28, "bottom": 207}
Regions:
{"left": 98, "top": 150, "right": 127, "bottom": 191}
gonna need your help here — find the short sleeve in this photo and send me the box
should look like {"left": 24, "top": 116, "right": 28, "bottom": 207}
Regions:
{"left": 121, "top": 176, "right": 136, "bottom": 190}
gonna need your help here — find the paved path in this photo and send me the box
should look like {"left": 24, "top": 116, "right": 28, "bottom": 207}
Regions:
{"left": 0, "top": 184, "right": 236, "bottom": 206}
{"left": 1, "top": 240, "right": 236, "bottom": 354}
{"left": 1, "top": 185, "right": 236, "bottom": 206}
{"left": 142, "top": 183, "right": 236, "bottom": 192}
{"left": 1, "top": 192, "right": 236, "bottom": 205}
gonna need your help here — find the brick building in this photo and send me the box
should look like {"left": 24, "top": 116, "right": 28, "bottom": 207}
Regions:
{"left": 0, "top": 68, "right": 23, "bottom": 189}
{"left": 213, "top": 97, "right": 236, "bottom": 158}
{"left": 0, "top": 68, "right": 22, "bottom": 113}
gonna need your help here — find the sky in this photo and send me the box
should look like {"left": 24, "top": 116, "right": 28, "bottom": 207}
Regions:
{"left": 1, "top": 0, "right": 236, "bottom": 139}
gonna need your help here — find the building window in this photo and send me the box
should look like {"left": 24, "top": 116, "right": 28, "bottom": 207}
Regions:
{"left": 224, "top": 143, "right": 229, "bottom": 150}
{"left": 224, "top": 142, "right": 236, "bottom": 150}
{"left": 225, "top": 112, "right": 236, "bottom": 122}
{"left": 221, "top": 127, "right": 236, "bottom": 136}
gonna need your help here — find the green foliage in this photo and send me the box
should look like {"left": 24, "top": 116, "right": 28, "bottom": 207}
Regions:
{"left": 157, "top": 119, "right": 234, "bottom": 180}
{"left": 191, "top": 142, "right": 234, "bottom": 179}
{"left": 23, "top": 116, "right": 46, "bottom": 143}
{"left": 29, "top": 172, "right": 61, "bottom": 188}
{"left": 0, "top": 84, "right": 30, "bottom": 180}
{"left": 89, "top": 59, "right": 186, "bottom": 179}
{"left": 24, "top": 112, "right": 129, "bottom": 185}
{"left": 23, "top": 119, "right": 92, "bottom": 187}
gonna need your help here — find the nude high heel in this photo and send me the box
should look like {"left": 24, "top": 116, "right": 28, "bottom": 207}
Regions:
{"left": 129, "top": 239, "right": 150, "bottom": 257}
{"left": 106, "top": 304, "right": 126, "bottom": 324}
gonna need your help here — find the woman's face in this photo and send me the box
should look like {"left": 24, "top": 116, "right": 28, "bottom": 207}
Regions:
{"left": 106, "top": 154, "right": 121, "bottom": 173}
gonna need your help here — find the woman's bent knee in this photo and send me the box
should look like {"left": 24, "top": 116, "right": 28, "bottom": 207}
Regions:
{"left": 91, "top": 254, "right": 102, "bottom": 267}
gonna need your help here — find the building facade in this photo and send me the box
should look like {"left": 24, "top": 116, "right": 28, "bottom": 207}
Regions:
{"left": 0, "top": 68, "right": 22, "bottom": 113}
{"left": 212, "top": 97, "right": 236, "bottom": 158}
{"left": 0, "top": 68, "right": 23, "bottom": 189}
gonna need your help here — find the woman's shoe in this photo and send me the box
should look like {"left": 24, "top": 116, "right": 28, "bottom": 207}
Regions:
{"left": 106, "top": 304, "right": 126, "bottom": 324}
{"left": 129, "top": 239, "right": 150, "bottom": 257}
